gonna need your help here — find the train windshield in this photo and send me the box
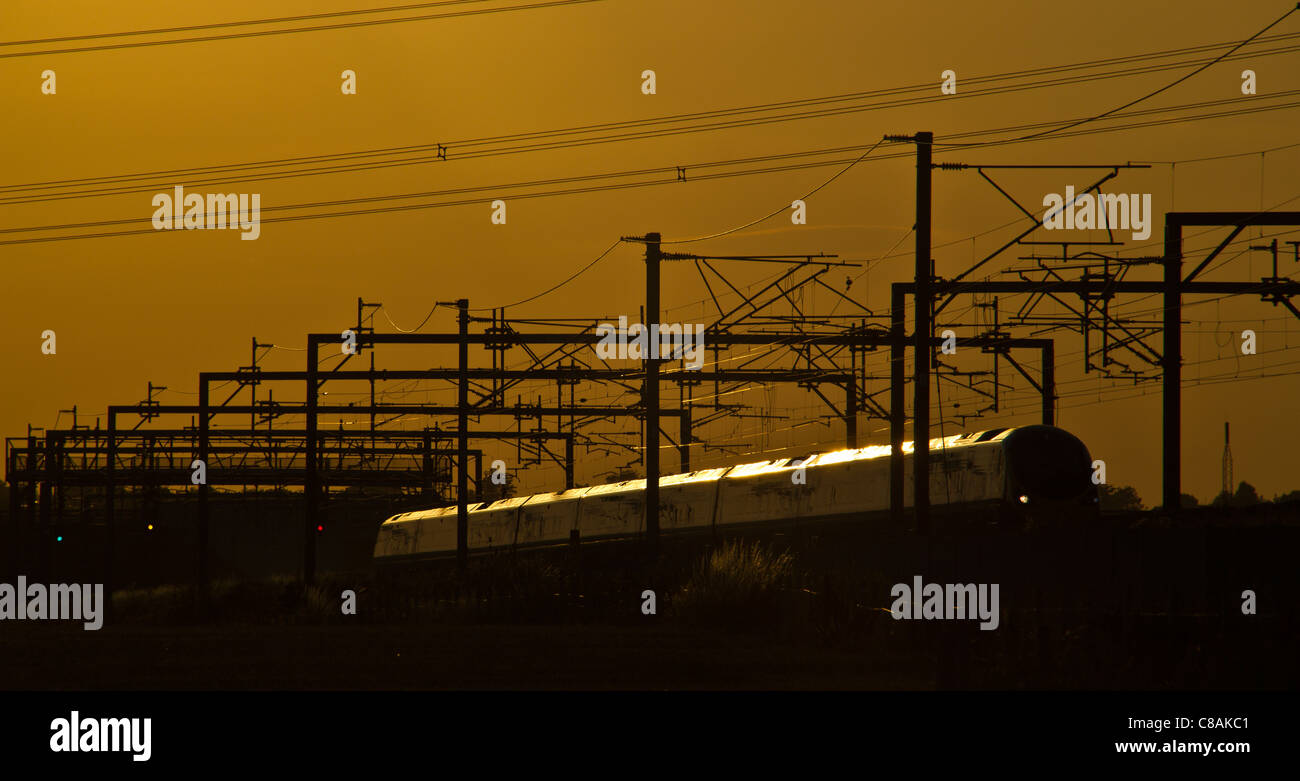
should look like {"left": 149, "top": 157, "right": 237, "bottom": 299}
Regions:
{"left": 1004, "top": 426, "right": 1093, "bottom": 501}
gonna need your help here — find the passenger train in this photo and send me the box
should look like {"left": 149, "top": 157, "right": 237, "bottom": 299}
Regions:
{"left": 372, "top": 424, "right": 1098, "bottom": 562}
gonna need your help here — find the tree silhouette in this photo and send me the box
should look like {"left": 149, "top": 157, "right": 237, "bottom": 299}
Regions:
{"left": 1233, "top": 481, "right": 1262, "bottom": 506}
{"left": 1098, "top": 483, "right": 1142, "bottom": 512}
{"left": 480, "top": 471, "right": 518, "bottom": 502}
{"left": 1212, "top": 480, "right": 1263, "bottom": 508}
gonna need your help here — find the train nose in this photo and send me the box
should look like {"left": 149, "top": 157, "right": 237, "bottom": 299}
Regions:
{"left": 1005, "top": 426, "right": 1094, "bottom": 504}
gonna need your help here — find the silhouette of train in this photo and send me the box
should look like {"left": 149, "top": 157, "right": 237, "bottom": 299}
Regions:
{"left": 372, "top": 424, "right": 1098, "bottom": 562}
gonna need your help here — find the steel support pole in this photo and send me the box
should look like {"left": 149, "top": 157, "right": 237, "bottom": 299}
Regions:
{"left": 1042, "top": 343, "right": 1056, "bottom": 426}
{"left": 422, "top": 429, "right": 433, "bottom": 500}
{"left": 39, "top": 438, "right": 52, "bottom": 581}
{"left": 1163, "top": 221, "right": 1182, "bottom": 513}
{"left": 890, "top": 283, "right": 906, "bottom": 524}
{"left": 845, "top": 377, "right": 858, "bottom": 449}
{"left": 304, "top": 340, "right": 319, "bottom": 584}
{"left": 913, "top": 131, "right": 933, "bottom": 532}
{"left": 679, "top": 403, "right": 692, "bottom": 473}
{"left": 105, "top": 412, "right": 116, "bottom": 621}
{"left": 644, "top": 233, "right": 661, "bottom": 547}
{"left": 26, "top": 434, "right": 36, "bottom": 578}
{"left": 198, "top": 381, "right": 212, "bottom": 611}
{"left": 565, "top": 434, "right": 575, "bottom": 489}
{"left": 4, "top": 475, "right": 18, "bottom": 581}
{"left": 457, "top": 299, "right": 470, "bottom": 568}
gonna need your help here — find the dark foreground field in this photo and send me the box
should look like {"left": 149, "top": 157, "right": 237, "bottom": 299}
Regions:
{"left": 2, "top": 615, "right": 1292, "bottom": 690}
{"left": 3, "top": 505, "right": 1298, "bottom": 690}
{"left": 0, "top": 623, "right": 929, "bottom": 690}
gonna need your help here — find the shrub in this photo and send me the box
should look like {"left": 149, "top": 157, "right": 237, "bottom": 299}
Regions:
{"left": 672, "top": 539, "right": 794, "bottom": 631}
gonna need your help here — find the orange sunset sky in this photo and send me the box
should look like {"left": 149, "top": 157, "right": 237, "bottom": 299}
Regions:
{"left": 2, "top": 0, "right": 1299, "bottom": 504}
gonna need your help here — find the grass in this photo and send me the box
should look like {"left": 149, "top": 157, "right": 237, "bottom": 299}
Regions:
{"left": 108, "top": 553, "right": 584, "bottom": 626}
{"left": 105, "top": 538, "right": 791, "bottom": 629}
{"left": 61, "top": 525, "right": 1300, "bottom": 689}
{"left": 112, "top": 575, "right": 348, "bottom": 626}
{"left": 671, "top": 539, "right": 795, "bottom": 632}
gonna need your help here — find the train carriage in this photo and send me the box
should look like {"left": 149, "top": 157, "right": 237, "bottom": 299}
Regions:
{"left": 373, "top": 425, "right": 1098, "bottom": 562}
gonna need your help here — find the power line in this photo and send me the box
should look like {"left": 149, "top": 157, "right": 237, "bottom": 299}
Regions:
{"left": 381, "top": 303, "right": 440, "bottom": 332}
{"left": 0, "top": 1, "right": 493, "bottom": 47}
{"left": 935, "top": 4, "right": 1300, "bottom": 146}
{"left": 1035, "top": 5, "right": 1300, "bottom": 139}
{"left": 0, "top": 0, "right": 609, "bottom": 59}
{"left": 1135, "top": 140, "right": 1300, "bottom": 165}
{"left": 652, "top": 138, "right": 887, "bottom": 245}
{"left": 469, "top": 239, "right": 623, "bottom": 311}
{"left": 5, "top": 35, "right": 1298, "bottom": 201}
{"left": 6, "top": 93, "right": 1298, "bottom": 246}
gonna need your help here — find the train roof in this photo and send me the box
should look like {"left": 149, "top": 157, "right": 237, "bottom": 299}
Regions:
{"left": 381, "top": 427, "right": 1022, "bottom": 525}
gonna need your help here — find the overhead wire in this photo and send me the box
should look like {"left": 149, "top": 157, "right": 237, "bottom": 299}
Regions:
{"left": 381, "top": 303, "right": 440, "bottom": 332}
{"left": 0, "top": 0, "right": 609, "bottom": 59}
{"left": 19, "top": 18, "right": 1300, "bottom": 451}
{"left": 6, "top": 92, "right": 1300, "bottom": 247}
{"left": 0, "top": 1, "right": 495, "bottom": 47}
{"left": 636, "top": 138, "right": 887, "bottom": 244}
{"left": 4, "top": 34, "right": 1299, "bottom": 202}
{"left": 932, "top": 5, "right": 1300, "bottom": 146}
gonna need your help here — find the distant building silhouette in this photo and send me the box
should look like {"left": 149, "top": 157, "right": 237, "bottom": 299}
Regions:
{"left": 1222, "top": 422, "right": 1233, "bottom": 499}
